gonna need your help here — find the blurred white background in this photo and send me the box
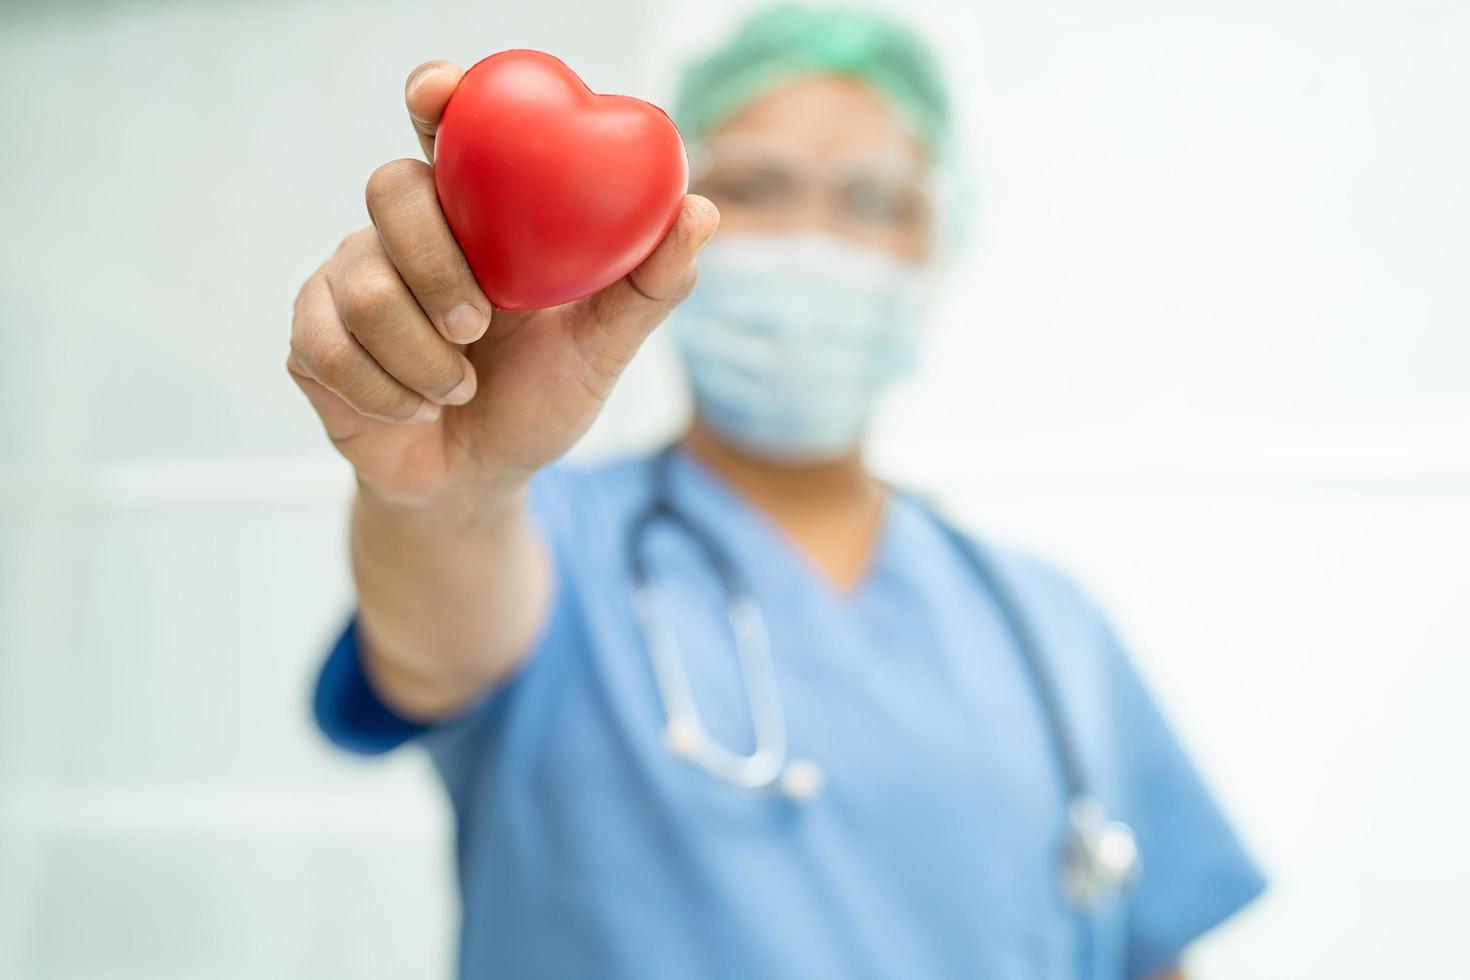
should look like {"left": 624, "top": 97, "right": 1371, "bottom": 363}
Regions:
{"left": 2, "top": 0, "right": 1467, "bottom": 977}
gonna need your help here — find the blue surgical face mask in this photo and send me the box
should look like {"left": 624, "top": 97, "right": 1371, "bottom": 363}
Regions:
{"left": 672, "top": 232, "right": 930, "bottom": 461}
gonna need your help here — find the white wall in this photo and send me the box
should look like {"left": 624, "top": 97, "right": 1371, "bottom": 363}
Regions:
{"left": 2, "top": 0, "right": 1466, "bottom": 977}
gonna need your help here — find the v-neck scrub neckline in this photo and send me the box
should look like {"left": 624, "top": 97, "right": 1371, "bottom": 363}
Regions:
{"left": 665, "top": 445, "right": 899, "bottom": 603}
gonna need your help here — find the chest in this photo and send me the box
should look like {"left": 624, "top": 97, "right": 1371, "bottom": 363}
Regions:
{"left": 466, "top": 498, "right": 1118, "bottom": 976}
{"left": 504, "top": 540, "right": 1092, "bottom": 972}
{"left": 607, "top": 528, "right": 1073, "bottom": 857}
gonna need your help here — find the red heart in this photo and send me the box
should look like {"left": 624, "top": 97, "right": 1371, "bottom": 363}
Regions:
{"left": 433, "top": 50, "right": 688, "bottom": 312}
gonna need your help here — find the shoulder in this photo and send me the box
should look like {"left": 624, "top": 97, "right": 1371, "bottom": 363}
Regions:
{"left": 925, "top": 517, "right": 1125, "bottom": 691}
{"left": 993, "top": 541, "right": 1119, "bottom": 664}
{"left": 891, "top": 490, "right": 1117, "bottom": 666}
{"left": 932, "top": 516, "right": 1112, "bottom": 640}
{"left": 983, "top": 540, "right": 1107, "bottom": 627}
{"left": 889, "top": 493, "right": 1113, "bottom": 639}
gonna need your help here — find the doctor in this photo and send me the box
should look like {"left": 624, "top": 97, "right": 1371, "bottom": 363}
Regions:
{"left": 289, "top": 7, "right": 1264, "bottom": 978}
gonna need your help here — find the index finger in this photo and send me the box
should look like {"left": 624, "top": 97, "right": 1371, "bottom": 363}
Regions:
{"left": 404, "top": 60, "right": 464, "bottom": 161}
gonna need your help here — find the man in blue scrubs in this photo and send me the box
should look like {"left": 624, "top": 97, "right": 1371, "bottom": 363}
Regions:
{"left": 290, "top": 7, "right": 1265, "bottom": 977}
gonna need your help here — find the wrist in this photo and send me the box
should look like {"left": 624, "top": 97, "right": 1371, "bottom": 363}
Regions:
{"left": 355, "top": 471, "right": 530, "bottom": 532}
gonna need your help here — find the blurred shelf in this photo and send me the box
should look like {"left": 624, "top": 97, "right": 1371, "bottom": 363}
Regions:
{"left": 2, "top": 430, "right": 1467, "bottom": 517}
{"left": 878, "top": 431, "right": 1470, "bottom": 495}
{"left": 0, "top": 456, "right": 354, "bottom": 514}
{"left": 0, "top": 783, "right": 447, "bottom": 842}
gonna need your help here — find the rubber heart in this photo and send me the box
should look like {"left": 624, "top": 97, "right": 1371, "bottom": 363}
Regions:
{"left": 433, "top": 50, "right": 688, "bottom": 312}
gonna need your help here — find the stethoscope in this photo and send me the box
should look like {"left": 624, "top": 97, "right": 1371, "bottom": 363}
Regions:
{"left": 626, "top": 447, "right": 1141, "bottom": 908}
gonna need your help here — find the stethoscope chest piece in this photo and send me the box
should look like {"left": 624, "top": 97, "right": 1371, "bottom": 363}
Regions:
{"left": 1061, "top": 796, "right": 1141, "bottom": 907}
{"left": 630, "top": 448, "right": 1141, "bottom": 886}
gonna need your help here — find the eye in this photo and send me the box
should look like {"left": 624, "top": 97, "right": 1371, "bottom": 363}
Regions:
{"left": 838, "top": 178, "right": 929, "bottom": 228}
{"left": 694, "top": 166, "right": 800, "bottom": 209}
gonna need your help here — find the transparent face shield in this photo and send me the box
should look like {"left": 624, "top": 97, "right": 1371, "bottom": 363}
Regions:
{"left": 688, "top": 134, "right": 938, "bottom": 259}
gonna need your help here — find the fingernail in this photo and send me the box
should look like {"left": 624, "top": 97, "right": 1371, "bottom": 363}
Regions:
{"left": 411, "top": 400, "right": 441, "bottom": 423}
{"left": 405, "top": 65, "right": 433, "bottom": 101}
{"left": 445, "top": 303, "right": 488, "bottom": 342}
{"left": 439, "top": 369, "right": 477, "bottom": 406}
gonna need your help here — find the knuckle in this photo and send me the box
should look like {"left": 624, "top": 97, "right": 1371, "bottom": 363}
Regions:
{"left": 291, "top": 284, "right": 309, "bottom": 324}
{"left": 292, "top": 272, "right": 325, "bottom": 324}
{"left": 364, "top": 158, "right": 430, "bottom": 214}
{"left": 338, "top": 272, "right": 400, "bottom": 328}
{"left": 285, "top": 336, "right": 310, "bottom": 374}
{"left": 292, "top": 333, "right": 418, "bottom": 422}
{"left": 577, "top": 329, "right": 627, "bottom": 392}
{"left": 335, "top": 227, "right": 371, "bottom": 255}
{"left": 311, "top": 339, "right": 359, "bottom": 386}
{"left": 573, "top": 354, "right": 617, "bottom": 403}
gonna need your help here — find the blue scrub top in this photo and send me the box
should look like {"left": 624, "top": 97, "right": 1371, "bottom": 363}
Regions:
{"left": 315, "top": 448, "right": 1265, "bottom": 979}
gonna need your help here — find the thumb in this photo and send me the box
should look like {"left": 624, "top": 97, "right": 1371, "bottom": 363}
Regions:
{"left": 571, "top": 195, "right": 719, "bottom": 376}
{"left": 404, "top": 60, "right": 465, "bottom": 161}
{"left": 626, "top": 194, "right": 721, "bottom": 306}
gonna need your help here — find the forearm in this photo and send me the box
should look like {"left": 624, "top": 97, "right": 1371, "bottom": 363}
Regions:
{"left": 350, "top": 479, "right": 551, "bottom": 721}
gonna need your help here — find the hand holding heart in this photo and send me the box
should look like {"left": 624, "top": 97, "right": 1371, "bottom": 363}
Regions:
{"left": 288, "top": 56, "right": 718, "bottom": 508}
{"left": 435, "top": 50, "right": 692, "bottom": 311}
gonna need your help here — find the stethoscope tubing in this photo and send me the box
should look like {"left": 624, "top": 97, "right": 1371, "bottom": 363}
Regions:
{"left": 625, "top": 446, "right": 1139, "bottom": 905}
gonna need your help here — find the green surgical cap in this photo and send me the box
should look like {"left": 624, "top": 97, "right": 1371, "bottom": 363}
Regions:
{"left": 674, "top": 4, "right": 951, "bottom": 160}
